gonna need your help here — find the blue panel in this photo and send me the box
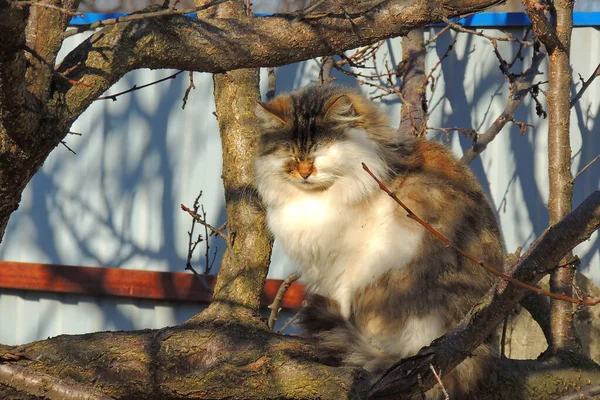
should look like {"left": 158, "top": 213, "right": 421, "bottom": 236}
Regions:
{"left": 69, "top": 11, "right": 600, "bottom": 27}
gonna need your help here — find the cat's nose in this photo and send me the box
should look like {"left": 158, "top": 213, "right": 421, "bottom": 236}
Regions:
{"left": 297, "top": 161, "right": 315, "bottom": 180}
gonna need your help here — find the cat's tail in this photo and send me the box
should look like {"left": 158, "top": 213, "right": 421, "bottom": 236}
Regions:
{"left": 298, "top": 294, "right": 396, "bottom": 374}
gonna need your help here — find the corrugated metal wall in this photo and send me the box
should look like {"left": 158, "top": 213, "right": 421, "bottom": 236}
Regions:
{"left": 0, "top": 25, "right": 598, "bottom": 345}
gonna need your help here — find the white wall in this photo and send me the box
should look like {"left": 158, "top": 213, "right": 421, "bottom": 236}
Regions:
{"left": 0, "top": 26, "right": 598, "bottom": 345}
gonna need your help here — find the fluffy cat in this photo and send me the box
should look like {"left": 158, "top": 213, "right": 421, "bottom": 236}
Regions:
{"left": 254, "top": 84, "right": 504, "bottom": 399}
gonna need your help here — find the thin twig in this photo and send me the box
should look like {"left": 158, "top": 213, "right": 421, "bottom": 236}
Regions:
{"left": 62, "top": 0, "right": 230, "bottom": 38}
{"left": 276, "top": 310, "right": 301, "bottom": 334}
{"left": 268, "top": 272, "right": 301, "bottom": 330}
{"left": 460, "top": 51, "right": 545, "bottom": 164}
{"left": 424, "top": 39, "right": 456, "bottom": 89}
{"left": 441, "top": 16, "right": 533, "bottom": 46}
{"left": 570, "top": 63, "right": 600, "bottom": 108}
{"left": 181, "top": 72, "right": 196, "bottom": 109}
{"left": 571, "top": 155, "right": 600, "bottom": 184}
{"left": 181, "top": 204, "right": 228, "bottom": 242}
{"left": 97, "top": 70, "right": 184, "bottom": 101}
{"left": 184, "top": 192, "right": 214, "bottom": 294}
{"left": 361, "top": 163, "right": 600, "bottom": 306}
{"left": 424, "top": 24, "right": 452, "bottom": 47}
{"left": 429, "top": 365, "right": 450, "bottom": 400}
{"left": 60, "top": 141, "right": 76, "bottom": 154}
{"left": 201, "top": 205, "right": 213, "bottom": 275}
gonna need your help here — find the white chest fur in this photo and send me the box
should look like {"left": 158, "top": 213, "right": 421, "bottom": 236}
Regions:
{"left": 267, "top": 190, "right": 424, "bottom": 317}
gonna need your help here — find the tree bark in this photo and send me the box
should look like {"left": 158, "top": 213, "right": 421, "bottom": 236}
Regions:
{"left": 546, "top": 0, "right": 580, "bottom": 356}
{"left": 398, "top": 29, "right": 427, "bottom": 137}
{"left": 525, "top": 0, "right": 581, "bottom": 355}
{"left": 1, "top": 321, "right": 599, "bottom": 400}
{"left": 1, "top": 191, "right": 597, "bottom": 399}
{"left": 188, "top": 0, "right": 273, "bottom": 324}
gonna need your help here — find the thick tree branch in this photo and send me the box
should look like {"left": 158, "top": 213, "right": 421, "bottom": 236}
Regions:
{"left": 370, "top": 190, "right": 600, "bottom": 399}
{"left": 56, "top": 0, "right": 504, "bottom": 127}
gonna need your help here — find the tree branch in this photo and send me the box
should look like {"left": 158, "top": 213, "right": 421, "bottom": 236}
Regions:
{"left": 570, "top": 62, "right": 600, "bottom": 108}
{"left": 369, "top": 190, "right": 600, "bottom": 398}
{"left": 55, "top": 0, "right": 504, "bottom": 127}
{"left": 0, "top": 363, "right": 112, "bottom": 400}
{"left": 268, "top": 272, "right": 301, "bottom": 330}
{"left": 460, "top": 51, "right": 544, "bottom": 164}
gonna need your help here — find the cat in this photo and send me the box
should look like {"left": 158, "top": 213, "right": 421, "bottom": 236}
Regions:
{"left": 254, "top": 84, "right": 504, "bottom": 399}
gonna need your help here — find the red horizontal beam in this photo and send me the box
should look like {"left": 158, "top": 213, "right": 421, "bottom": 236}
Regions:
{"left": 0, "top": 261, "right": 304, "bottom": 309}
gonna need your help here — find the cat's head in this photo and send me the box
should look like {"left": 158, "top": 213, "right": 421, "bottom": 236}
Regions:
{"left": 254, "top": 85, "right": 394, "bottom": 205}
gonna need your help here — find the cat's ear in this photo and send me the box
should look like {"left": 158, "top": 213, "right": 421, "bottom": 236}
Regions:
{"left": 323, "top": 94, "right": 359, "bottom": 123}
{"left": 255, "top": 95, "right": 291, "bottom": 128}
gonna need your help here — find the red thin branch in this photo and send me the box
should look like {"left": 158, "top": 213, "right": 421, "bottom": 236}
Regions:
{"left": 361, "top": 163, "right": 600, "bottom": 306}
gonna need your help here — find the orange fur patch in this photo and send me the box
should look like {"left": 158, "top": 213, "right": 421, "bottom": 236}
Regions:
{"left": 415, "top": 140, "right": 464, "bottom": 182}
{"left": 260, "top": 95, "right": 292, "bottom": 124}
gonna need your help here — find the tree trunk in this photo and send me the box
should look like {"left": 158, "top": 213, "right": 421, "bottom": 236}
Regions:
{"left": 398, "top": 29, "right": 427, "bottom": 137}
{"left": 543, "top": 0, "right": 580, "bottom": 356}
{"left": 189, "top": 1, "right": 273, "bottom": 324}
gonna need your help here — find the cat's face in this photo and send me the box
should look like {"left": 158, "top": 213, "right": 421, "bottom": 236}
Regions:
{"left": 254, "top": 85, "right": 392, "bottom": 204}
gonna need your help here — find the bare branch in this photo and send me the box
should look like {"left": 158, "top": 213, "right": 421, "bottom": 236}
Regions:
{"left": 97, "top": 70, "right": 184, "bottom": 101}
{"left": 460, "top": 51, "right": 545, "bottom": 164}
{"left": 441, "top": 16, "right": 533, "bottom": 45}
{"left": 429, "top": 365, "right": 450, "bottom": 400}
{"left": 370, "top": 190, "right": 600, "bottom": 398}
{"left": 181, "top": 203, "right": 228, "bottom": 243}
{"left": 523, "top": 0, "right": 561, "bottom": 53}
{"left": 181, "top": 71, "right": 196, "bottom": 109}
{"left": 268, "top": 272, "right": 301, "bottom": 330}
{"left": 572, "top": 155, "right": 600, "bottom": 184}
{"left": 570, "top": 63, "right": 600, "bottom": 108}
